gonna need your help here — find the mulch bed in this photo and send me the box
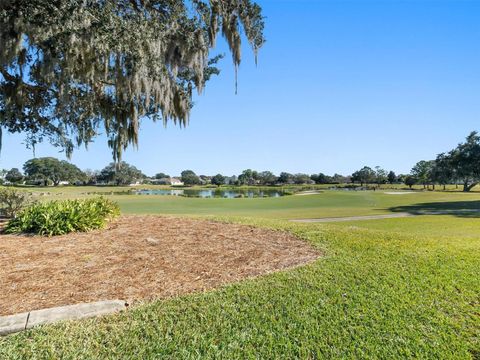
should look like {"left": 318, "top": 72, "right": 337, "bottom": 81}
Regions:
{"left": 0, "top": 216, "right": 320, "bottom": 316}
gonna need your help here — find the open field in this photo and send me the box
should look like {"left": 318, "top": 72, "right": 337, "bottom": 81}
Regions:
{"left": 114, "top": 190, "right": 480, "bottom": 220}
{"left": 11, "top": 185, "right": 480, "bottom": 219}
{"left": 1, "top": 190, "right": 479, "bottom": 358}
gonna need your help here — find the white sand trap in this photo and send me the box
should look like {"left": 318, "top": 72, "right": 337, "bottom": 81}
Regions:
{"left": 295, "top": 191, "right": 322, "bottom": 196}
{"left": 384, "top": 192, "right": 415, "bottom": 195}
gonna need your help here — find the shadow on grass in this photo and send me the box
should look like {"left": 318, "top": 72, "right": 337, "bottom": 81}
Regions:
{"left": 388, "top": 201, "right": 480, "bottom": 218}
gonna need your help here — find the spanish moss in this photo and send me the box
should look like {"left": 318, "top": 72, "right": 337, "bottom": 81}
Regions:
{"left": 0, "top": 0, "right": 265, "bottom": 162}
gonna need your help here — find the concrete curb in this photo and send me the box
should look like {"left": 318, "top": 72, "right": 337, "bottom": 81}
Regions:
{"left": 0, "top": 312, "right": 29, "bottom": 336}
{"left": 0, "top": 300, "right": 127, "bottom": 336}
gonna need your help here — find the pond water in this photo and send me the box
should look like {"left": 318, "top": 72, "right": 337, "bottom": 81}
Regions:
{"left": 133, "top": 188, "right": 288, "bottom": 198}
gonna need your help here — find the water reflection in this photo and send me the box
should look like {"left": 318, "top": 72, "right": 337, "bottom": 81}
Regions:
{"left": 134, "top": 189, "right": 287, "bottom": 198}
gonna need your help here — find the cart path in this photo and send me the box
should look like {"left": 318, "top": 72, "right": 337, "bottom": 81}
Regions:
{"left": 290, "top": 213, "right": 414, "bottom": 223}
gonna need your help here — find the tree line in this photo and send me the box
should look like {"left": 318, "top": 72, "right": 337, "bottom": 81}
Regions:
{"left": 0, "top": 161, "right": 350, "bottom": 187}
{"left": 349, "top": 131, "right": 480, "bottom": 192}
{"left": 0, "top": 159, "right": 146, "bottom": 187}
{"left": 406, "top": 131, "right": 480, "bottom": 192}
{"left": 1, "top": 131, "right": 479, "bottom": 191}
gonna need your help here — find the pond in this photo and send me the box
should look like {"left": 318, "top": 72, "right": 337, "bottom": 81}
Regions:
{"left": 133, "top": 188, "right": 289, "bottom": 198}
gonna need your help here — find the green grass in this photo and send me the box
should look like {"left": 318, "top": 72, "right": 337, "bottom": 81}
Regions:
{"left": 113, "top": 190, "right": 480, "bottom": 219}
{"left": 9, "top": 185, "right": 480, "bottom": 220}
{"left": 331, "top": 215, "right": 480, "bottom": 243}
{"left": 10, "top": 182, "right": 480, "bottom": 195}
{"left": 1, "top": 191, "right": 479, "bottom": 358}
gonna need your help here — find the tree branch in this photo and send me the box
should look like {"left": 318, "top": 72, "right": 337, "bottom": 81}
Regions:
{"left": 0, "top": 67, "right": 50, "bottom": 93}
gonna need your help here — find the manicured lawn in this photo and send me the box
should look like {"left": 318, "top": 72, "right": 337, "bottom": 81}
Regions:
{"left": 114, "top": 190, "right": 480, "bottom": 219}
{"left": 1, "top": 191, "right": 479, "bottom": 358}
{"left": 12, "top": 185, "right": 480, "bottom": 219}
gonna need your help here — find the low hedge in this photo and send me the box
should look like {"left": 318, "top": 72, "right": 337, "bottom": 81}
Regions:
{"left": 5, "top": 197, "right": 120, "bottom": 236}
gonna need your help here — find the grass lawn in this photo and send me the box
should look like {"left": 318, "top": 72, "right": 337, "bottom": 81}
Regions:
{"left": 13, "top": 184, "right": 480, "bottom": 219}
{"left": 113, "top": 190, "right": 480, "bottom": 219}
{"left": 1, "top": 191, "right": 479, "bottom": 358}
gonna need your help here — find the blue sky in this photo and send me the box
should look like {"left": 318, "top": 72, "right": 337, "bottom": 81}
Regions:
{"left": 2, "top": 0, "right": 479, "bottom": 177}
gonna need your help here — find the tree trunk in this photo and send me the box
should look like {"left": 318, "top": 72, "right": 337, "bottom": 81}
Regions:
{"left": 465, "top": 182, "right": 478, "bottom": 192}
{"left": 462, "top": 180, "right": 478, "bottom": 192}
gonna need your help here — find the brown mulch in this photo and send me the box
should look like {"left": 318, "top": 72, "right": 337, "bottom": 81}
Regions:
{"left": 0, "top": 216, "right": 320, "bottom": 316}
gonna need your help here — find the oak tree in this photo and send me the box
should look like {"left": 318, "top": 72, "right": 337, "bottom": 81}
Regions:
{"left": 0, "top": 1, "right": 264, "bottom": 161}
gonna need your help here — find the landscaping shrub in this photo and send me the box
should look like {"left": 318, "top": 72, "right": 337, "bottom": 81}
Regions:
{"left": 0, "top": 188, "right": 30, "bottom": 218}
{"left": 5, "top": 197, "right": 120, "bottom": 236}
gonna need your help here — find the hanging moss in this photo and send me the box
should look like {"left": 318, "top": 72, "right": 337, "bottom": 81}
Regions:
{"left": 0, "top": 0, "right": 265, "bottom": 161}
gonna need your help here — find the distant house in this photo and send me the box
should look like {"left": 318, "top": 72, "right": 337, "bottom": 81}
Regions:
{"left": 170, "top": 178, "right": 184, "bottom": 186}
{"left": 150, "top": 177, "right": 171, "bottom": 185}
{"left": 150, "top": 177, "right": 184, "bottom": 186}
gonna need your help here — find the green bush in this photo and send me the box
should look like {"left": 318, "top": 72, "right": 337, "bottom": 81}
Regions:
{"left": 0, "top": 188, "right": 30, "bottom": 218}
{"left": 5, "top": 197, "right": 120, "bottom": 236}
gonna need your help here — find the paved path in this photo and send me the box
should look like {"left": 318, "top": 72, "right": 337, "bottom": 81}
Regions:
{"left": 290, "top": 213, "right": 414, "bottom": 223}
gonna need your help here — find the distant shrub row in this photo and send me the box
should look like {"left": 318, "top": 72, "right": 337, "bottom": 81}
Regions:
{"left": 5, "top": 197, "right": 120, "bottom": 236}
